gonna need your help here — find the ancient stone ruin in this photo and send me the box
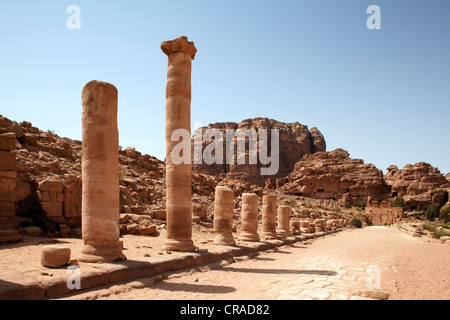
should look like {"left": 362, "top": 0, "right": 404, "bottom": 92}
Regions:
{"left": 365, "top": 200, "right": 403, "bottom": 226}
{"left": 276, "top": 205, "right": 291, "bottom": 238}
{"left": 261, "top": 194, "right": 278, "bottom": 240}
{"left": 238, "top": 193, "right": 260, "bottom": 242}
{"left": 213, "top": 185, "right": 235, "bottom": 246}
{"left": 78, "top": 80, "right": 125, "bottom": 263}
{"left": 161, "top": 36, "right": 197, "bottom": 252}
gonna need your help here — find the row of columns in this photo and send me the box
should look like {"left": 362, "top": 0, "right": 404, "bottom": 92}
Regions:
{"left": 212, "top": 186, "right": 293, "bottom": 246}
{"left": 76, "top": 36, "right": 344, "bottom": 263}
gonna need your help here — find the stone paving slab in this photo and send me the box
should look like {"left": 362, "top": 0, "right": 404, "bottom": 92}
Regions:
{"left": 0, "top": 230, "right": 340, "bottom": 299}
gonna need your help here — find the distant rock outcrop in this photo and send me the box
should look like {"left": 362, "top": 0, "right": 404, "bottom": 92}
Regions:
{"left": 385, "top": 163, "right": 449, "bottom": 210}
{"left": 191, "top": 118, "right": 326, "bottom": 186}
{"left": 270, "top": 148, "right": 391, "bottom": 205}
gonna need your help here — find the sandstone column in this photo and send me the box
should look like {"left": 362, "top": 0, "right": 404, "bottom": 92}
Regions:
{"left": 79, "top": 80, "right": 125, "bottom": 263}
{"left": 261, "top": 194, "right": 278, "bottom": 240}
{"left": 213, "top": 186, "right": 235, "bottom": 246}
{"left": 276, "top": 205, "right": 291, "bottom": 238}
{"left": 161, "top": 36, "right": 197, "bottom": 252}
{"left": 238, "top": 193, "right": 260, "bottom": 242}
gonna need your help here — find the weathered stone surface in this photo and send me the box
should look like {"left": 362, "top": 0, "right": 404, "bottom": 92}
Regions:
{"left": 20, "top": 226, "right": 43, "bottom": 237}
{"left": 192, "top": 118, "right": 326, "bottom": 187}
{"left": 276, "top": 205, "right": 291, "bottom": 238}
{"left": 352, "top": 289, "right": 390, "bottom": 300}
{"left": 78, "top": 80, "right": 125, "bottom": 263}
{"left": 238, "top": 193, "right": 260, "bottom": 242}
{"left": 162, "top": 36, "right": 197, "bottom": 252}
{"left": 138, "top": 225, "right": 157, "bottom": 236}
{"left": 261, "top": 194, "right": 278, "bottom": 239}
{"left": 0, "top": 201, "right": 15, "bottom": 217}
{"left": 439, "top": 236, "right": 450, "bottom": 244}
{"left": 38, "top": 179, "right": 64, "bottom": 192}
{"left": 41, "top": 245, "right": 71, "bottom": 268}
{"left": 0, "top": 134, "right": 16, "bottom": 151}
{"left": 0, "top": 229, "right": 22, "bottom": 242}
{"left": 276, "top": 148, "right": 391, "bottom": 205}
{"left": 213, "top": 186, "right": 235, "bottom": 246}
{"left": 385, "top": 162, "right": 449, "bottom": 210}
{"left": 21, "top": 133, "right": 38, "bottom": 146}
{"left": 41, "top": 201, "right": 63, "bottom": 217}
{"left": 0, "top": 151, "right": 16, "bottom": 171}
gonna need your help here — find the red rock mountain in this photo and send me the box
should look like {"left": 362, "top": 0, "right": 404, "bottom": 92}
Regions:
{"left": 191, "top": 118, "right": 326, "bottom": 186}
{"left": 385, "top": 163, "right": 449, "bottom": 210}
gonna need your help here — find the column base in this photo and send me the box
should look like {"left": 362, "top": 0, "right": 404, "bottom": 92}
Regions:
{"left": 78, "top": 241, "right": 126, "bottom": 263}
{"left": 163, "top": 238, "right": 197, "bottom": 252}
{"left": 238, "top": 231, "right": 260, "bottom": 242}
{"left": 261, "top": 232, "right": 278, "bottom": 240}
{"left": 213, "top": 232, "right": 235, "bottom": 246}
{"left": 276, "top": 230, "right": 291, "bottom": 239}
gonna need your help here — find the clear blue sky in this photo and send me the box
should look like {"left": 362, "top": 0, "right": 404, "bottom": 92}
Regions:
{"left": 1, "top": 0, "right": 449, "bottom": 175}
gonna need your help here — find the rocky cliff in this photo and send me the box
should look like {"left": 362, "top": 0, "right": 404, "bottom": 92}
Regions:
{"left": 269, "top": 148, "right": 391, "bottom": 205}
{"left": 191, "top": 118, "right": 326, "bottom": 186}
{"left": 385, "top": 163, "right": 449, "bottom": 210}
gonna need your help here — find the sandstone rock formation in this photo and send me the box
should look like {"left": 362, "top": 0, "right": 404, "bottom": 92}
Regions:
{"left": 385, "top": 163, "right": 449, "bottom": 210}
{"left": 273, "top": 148, "right": 391, "bottom": 205}
{"left": 192, "top": 118, "right": 326, "bottom": 186}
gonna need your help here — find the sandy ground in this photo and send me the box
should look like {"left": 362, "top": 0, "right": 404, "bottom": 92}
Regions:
{"left": 30, "top": 226, "right": 448, "bottom": 300}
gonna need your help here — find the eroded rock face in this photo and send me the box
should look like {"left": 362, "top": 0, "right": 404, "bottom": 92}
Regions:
{"left": 385, "top": 162, "right": 449, "bottom": 210}
{"left": 275, "top": 148, "right": 391, "bottom": 205}
{"left": 191, "top": 118, "right": 326, "bottom": 186}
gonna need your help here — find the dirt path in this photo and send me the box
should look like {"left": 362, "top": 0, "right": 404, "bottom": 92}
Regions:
{"left": 58, "top": 226, "right": 450, "bottom": 300}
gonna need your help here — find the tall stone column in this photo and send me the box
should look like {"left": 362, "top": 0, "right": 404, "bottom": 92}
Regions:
{"left": 261, "top": 194, "right": 278, "bottom": 240}
{"left": 276, "top": 205, "right": 291, "bottom": 238}
{"left": 238, "top": 193, "right": 260, "bottom": 242}
{"left": 213, "top": 186, "right": 235, "bottom": 246}
{"left": 79, "top": 80, "right": 125, "bottom": 263}
{"left": 161, "top": 36, "right": 197, "bottom": 252}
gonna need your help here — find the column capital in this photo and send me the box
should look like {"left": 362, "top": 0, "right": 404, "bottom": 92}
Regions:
{"left": 161, "top": 36, "right": 197, "bottom": 60}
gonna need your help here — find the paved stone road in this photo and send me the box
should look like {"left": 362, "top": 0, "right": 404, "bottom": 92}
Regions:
{"left": 61, "top": 226, "right": 438, "bottom": 300}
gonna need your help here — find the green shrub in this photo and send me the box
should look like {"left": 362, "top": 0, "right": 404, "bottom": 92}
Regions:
{"left": 441, "top": 223, "right": 450, "bottom": 230}
{"left": 351, "top": 218, "right": 362, "bottom": 228}
{"left": 432, "top": 228, "right": 450, "bottom": 239}
{"left": 439, "top": 205, "right": 450, "bottom": 223}
{"left": 422, "top": 223, "right": 450, "bottom": 239}
{"left": 426, "top": 203, "right": 441, "bottom": 220}
{"left": 422, "top": 223, "right": 436, "bottom": 232}
{"left": 392, "top": 197, "right": 406, "bottom": 209}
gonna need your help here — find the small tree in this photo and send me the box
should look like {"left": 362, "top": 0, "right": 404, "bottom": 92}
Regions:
{"left": 426, "top": 203, "right": 441, "bottom": 221}
{"left": 392, "top": 197, "right": 406, "bottom": 209}
{"left": 351, "top": 218, "right": 362, "bottom": 228}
